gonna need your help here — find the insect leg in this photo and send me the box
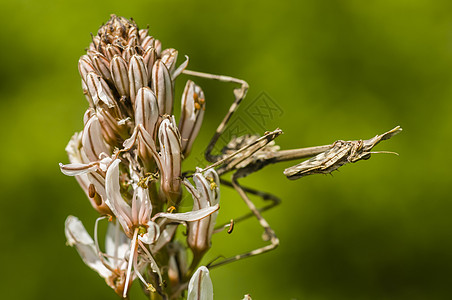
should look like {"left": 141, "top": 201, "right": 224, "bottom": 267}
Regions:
{"left": 182, "top": 69, "right": 249, "bottom": 163}
{"left": 213, "top": 178, "right": 281, "bottom": 234}
{"left": 207, "top": 174, "right": 279, "bottom": 269}
{"left": 198, "top": 128, "right": 282, "bottom": 175}
{"left": 267, "top": 144, "right": 333, "bottom": 163}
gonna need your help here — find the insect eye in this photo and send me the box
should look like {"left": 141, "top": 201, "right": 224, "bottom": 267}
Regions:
{"left": 361, "top": 153, "right": 371, "bottom": 160}
{"left": 357, "top": 141, "right": 364, "bottom": 151}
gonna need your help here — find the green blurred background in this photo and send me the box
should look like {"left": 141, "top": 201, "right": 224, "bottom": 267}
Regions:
{"left": 1, "top": 0, "right": 452, "bottom": 299}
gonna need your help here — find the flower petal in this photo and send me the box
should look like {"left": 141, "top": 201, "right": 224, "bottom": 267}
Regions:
{"left": 59, "top": 162, "right": 98, "bottom": 176}
{"left": 154, "top": 39, "right": 162, "bottom": 56}
{"left": 141, "top": 36, "right": 155, "bottom": 51}
{"left": 151, "top": 224, "right": 177, "bottom": 253}
{"left": 143, "top": 47, "right": 156, "bottom": 82}
{"left": 138, "top": 221, "right": 160, "bottom": 244}
{"left": 187, "top": 266, "right": 213, "bottom": 300}
{"left": 193, "top": 169, "right": 220, "bottom": 208}
{"left": 158, "top": 117, "right": 182, "bottom": 201}
{"left": 105, "top": 159, "right": 132, "bottom": 232}
{"left": 155, "top": 204, "right": 219, "bottom": 223}
{"left": 172, "top": 55, "right": 189, "bottom": 79}
{"left": 82, "top": 115, "right": 110, "bottom": 162}
{"left": 179, "top": 80, "right": 205, "bottom": 157}
{"left": 160, "top": 48, "right": 178, "bottom": 74}
{"left": 110, "top": 55, "right": 130, "bottom": 97}
{"left": 105, "top": 221, "right": 130, "bottom": 269}
{"left": 105, "top": 44, "right": 121, "bottom": 61}
{"left": 65, "top": 132, "right": 85, "bottom": 164}
{"left": 128, "top": 55, "right": 148, "bottom": 106}
{"left": 151, "top": 60, "right": 173, "bottom": 115}
{"left": 134, "top": 87, "right": 159, "bottom": 139}
{"left": 78, "top": 55, "right": 97, "bottom": 84}
{"left": 65, "top": 216, "right": 112, "bottom": 279}
{"left": 85, "top": 72, "right": 116, "bottom": 108}
{"left": 96, "top": 108, "right": 125, "bottom": 147}
{"left": 122, "top": 45, "right": 136, "bottom": 62}
{"left": 92, "top": 53, "right": 112, "bottom": 82}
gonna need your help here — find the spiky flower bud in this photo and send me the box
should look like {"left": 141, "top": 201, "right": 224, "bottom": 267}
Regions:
{"left": 60, "top": 14, "right": 226, "bottom": 298}
{"left": 78, "top": 14, "right": 182, "bottom": 125}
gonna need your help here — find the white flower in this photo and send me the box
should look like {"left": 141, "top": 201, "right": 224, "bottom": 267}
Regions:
{"left": 187, "top": 266, "right": 213, "bottom": 300}
{"left": 64, "top": 216, "right": 130, "bottom": 296}
{"left": 60, "top": 132, "right": 112, "bottom": 215}
{"left": 179, "top": 80, "right": 205, "bottom": 157}
{"left": 158, "top": 116, "right": 182, "bottom": 203}
{"left": 104, "top": 159, "right": 220, "bottom": 297}
{"left": 185, "top": 168, "right": 220, "bottom": 256}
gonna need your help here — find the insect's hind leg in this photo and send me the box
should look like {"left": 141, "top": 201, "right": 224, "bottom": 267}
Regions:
{"left": 207, "top": 174, "right": 279, "bottom": 269}
{"left": 213, "top": 178, "right": 281, "bottom": 234}
{"left": 182, "top": 69, "right": 249, "bottom": 163}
